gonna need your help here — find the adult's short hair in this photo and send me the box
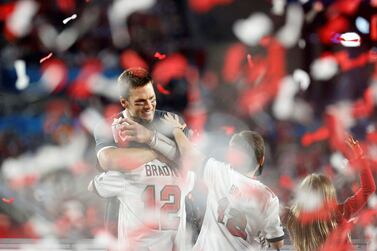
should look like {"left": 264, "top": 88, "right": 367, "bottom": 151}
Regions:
{"left": 118, "top": 67, "right": 152, "bottom": 98}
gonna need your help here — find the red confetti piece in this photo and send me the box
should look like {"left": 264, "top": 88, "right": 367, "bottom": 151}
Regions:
{"left": 222, "top": 43, "right": 246, "bottom": 83}
{"left": 39, "top": 52, "right": 53, "bottom": 63}
{"left": 325, "top": 112, "right": 348, "bottom": 153}
{"left": 331, "top": 0, "right": 361, "bottom": 15}
{"left": 120, "top": 50, "right": 148, "bottom": 70}
{"left": 301, "top": 127, "right": 329, "bottom": 146}
{"left": 318, "top": 16, "right": 349, "bottom": 44}
{"left": 237, "top": 38, "right": 285, "bottom": 115}
{"left": 40, "top": 59, "right": 68, "bottom": 93}
{"left": 152, "top": 53, "right": 188, "bottom": 85}
{"left": 156, "top": 83, "right": 171, "bottom": 95}
{"left": 68, "top": 59, "right": 102, "bottom": 99}
{"left": 56, "top": 0, "right": 76, "bottom": 13}
{"left": 334, "top": 50, "right": 369, "bottom": 72}
{"left": 189, "top": 0, "right": 233, "bottom": 13}
{"left": 2, "top": 197, "right": 14, "bottom": 204}
{"left": 371, "top": 15, "right": 377, "bottom": 41}
{"left": 0, "top": 3, "right": 15, "bottom": 21}
{"left": 154, "top": 52, "right": 166, "bottom": 60}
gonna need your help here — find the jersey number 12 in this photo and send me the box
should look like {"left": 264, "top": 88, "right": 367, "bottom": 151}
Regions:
{"left": 143, "top": 185, "right": 181, "bottom": 230}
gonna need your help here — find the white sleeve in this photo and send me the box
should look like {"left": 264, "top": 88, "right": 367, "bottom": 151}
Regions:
{"left": 92, "top": 171, "right": 126, "bottom": 198}
{"left": 202, "top": 158, "right": 230, "bottom": 189}
{"left": 263, "top": 196, "right": 285, "bottom": 242}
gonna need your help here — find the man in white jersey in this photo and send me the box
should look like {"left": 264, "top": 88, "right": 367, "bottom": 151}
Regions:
{"left": 90, "top": 68, "right": 194, "bottom": 250}
{"left": 162, "top": 113, "right": 284, "bottom": 251}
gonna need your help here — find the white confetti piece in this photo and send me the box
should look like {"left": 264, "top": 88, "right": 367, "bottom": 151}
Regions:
{"left": 14, "top": 60, "right": 29, "bottom": 90}
{"left": 310, "top": 56, "right": 339, "bottom": 81}
{"left": 62, "top": 14, "right": 77, "bottom": 24}
{"left": 355, "top": 16, "right": 370, "bottom": 34}
{"left": 293, "top": 69, "right": 310, "bottom": 91}
{"left": 340, "top": 32, "right": 361, "bottom": 47}
{"left": 233, "top": 13, "right": 273, "bottom": 46}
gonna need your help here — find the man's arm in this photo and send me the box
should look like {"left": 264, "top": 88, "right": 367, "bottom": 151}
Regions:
{"left": 94, "top": 116, "right": 180, "bottom": 171}
{"left": 171, "top": 126, "right": 206, "bottom": 173}
{"left": 98, "top": 147, "right": 158, "bottom": 171}
{"left": 122, "top": 117, "right": 180, "bottom": 162}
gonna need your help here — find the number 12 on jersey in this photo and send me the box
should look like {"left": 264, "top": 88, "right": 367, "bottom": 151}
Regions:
{"left": 143, "top": 185, "right": 181, "bottom": 230}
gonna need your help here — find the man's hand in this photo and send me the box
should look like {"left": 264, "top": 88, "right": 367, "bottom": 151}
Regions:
{"left": 118, "top": 118, "right": 154, "bottom": 144}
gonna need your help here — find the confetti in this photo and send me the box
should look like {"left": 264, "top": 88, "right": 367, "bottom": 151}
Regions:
{"left": 334, "top": 50, "right": 369, "bottom": 71}
{"left": 233, "top": 13, "right": 273, "bottom": 46}
{"left": 154, "top": 52, "right": 166, "bottom": 60}
{"left": 293, "top": 69, "right": 310, "bottom": 91}
{"left": 222, "top": 43, "right": 245, "bottom": 82}
{"left": 0, "top": 3, "right": 15, "bottom": 21}
{"left": 2, "top": 197, "right": 14, "bottom": 204}
{"left": 310, "top": 55, "right": 338, "bottom": 81}
{"left": 39, "top": 52, "right": 53, "bottom": 63}
{"left": 62, "top": 14, "right": 77, "bottom": 24}
{"left": 156, "top": 83, "right": 171, "bottom": 95}
{"left": 371, "top": 15, "right": 377, "bottom": 41}
{"left": 271, "top": 0, "right": 285, "bottom": 16}
{"left": 189, "top": 0, "right": 234, "bottom": 13}
{"left": 355, "top": 16, "right": 369, "bottom": 34}
{"left": 318, "top": 16, "right": 348, "bottom": 44}
{"left": 152, "top": 53, "right": 187, "bottom": 85}
{"left": 339, "top": 32, "right": 361, "bottom": 47}
{"left": 301, "top": 127, "right": 329, "bottom": 146}
{"left": 120, "top": 50, "right": 148, "bottom": 70}
{"left": 14, "top": 59, "right": 29, "bottom": 90}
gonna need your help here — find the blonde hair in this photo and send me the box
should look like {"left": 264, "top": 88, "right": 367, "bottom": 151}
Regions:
{"left": 286, "top": 174, "right": 338, "bottom": 251}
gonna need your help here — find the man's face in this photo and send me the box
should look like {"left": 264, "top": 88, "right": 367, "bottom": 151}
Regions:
{"left": 122, "top": 82, "right": 157, "bottom": 123}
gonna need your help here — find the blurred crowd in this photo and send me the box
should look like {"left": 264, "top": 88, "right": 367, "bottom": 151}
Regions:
{"left": 0, "top": 0, "right": 377, "bottom": 248}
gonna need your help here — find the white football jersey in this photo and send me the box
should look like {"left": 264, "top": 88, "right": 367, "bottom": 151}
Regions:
{"left": 193, "top": 158, "right": 284, "bottom": 251}
{"left": 93, "top": 159, "right": 195, "bottom": 251}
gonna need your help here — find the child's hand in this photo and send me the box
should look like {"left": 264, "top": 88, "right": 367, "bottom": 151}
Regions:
{"left": 345, "top": 136, "right": 364, "bottom": 160}
{"left": 162, "top": 113, "right": 186, "bottom": 131}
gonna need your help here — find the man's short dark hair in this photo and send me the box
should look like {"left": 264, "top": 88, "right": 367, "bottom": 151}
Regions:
{"left": 118, "top": 67, "right": 153, "bottom": 98}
